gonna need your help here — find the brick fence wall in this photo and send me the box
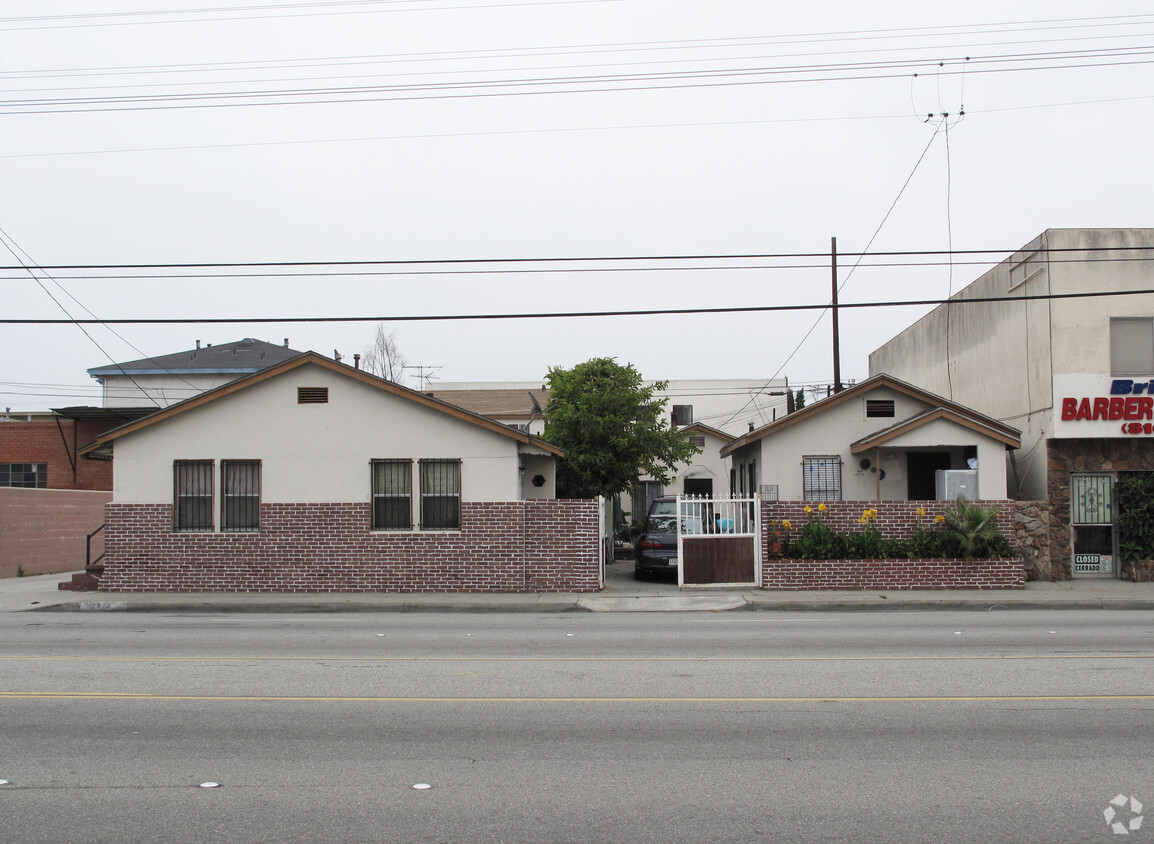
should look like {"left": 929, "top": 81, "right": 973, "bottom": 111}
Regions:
{"left": 99, "top": 499, "right": 601, "bottom": 593}
{"left": 760, "top": 500, "right": 1025, "bottom": 590}
{"left": 0, "top": 488, "right": 112, "bottom": 578}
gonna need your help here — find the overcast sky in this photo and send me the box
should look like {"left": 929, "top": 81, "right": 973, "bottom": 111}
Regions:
{"left": 3, "top": 1, "right": 1153, "bottom": 415}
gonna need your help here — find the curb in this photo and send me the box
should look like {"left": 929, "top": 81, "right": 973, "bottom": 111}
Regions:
{"left": 29, "top": 597, "right": 1154, "bottom": 614}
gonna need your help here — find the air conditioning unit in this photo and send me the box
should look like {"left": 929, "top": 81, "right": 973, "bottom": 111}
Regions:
{"left": 935, "top": 470, "right": 977, "bottom": 501}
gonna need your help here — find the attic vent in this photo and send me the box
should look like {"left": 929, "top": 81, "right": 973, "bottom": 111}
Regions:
{"left": 297, "top": 387, "right": 329, "bottom": 404}
{"left": 866, "top": 399, "right": 895, "bottom": 418}
{"left": 689, "top": 435, "right": 706, "bottom": 448}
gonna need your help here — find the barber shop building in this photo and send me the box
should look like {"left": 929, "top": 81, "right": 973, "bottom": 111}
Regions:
{"left": 870, "top": 228, "right": 1154, "bottom": 581}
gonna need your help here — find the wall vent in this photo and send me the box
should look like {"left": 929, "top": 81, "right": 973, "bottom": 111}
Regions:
{"left": 297, "top": 386, "right": 329, "bottom": 404}
{"left": 865, "top": 399, "right": 895, "bottom": 418}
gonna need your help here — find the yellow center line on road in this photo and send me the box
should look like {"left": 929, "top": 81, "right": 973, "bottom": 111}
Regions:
{"left": 2, "top": 692, "right": 1153, "bottom": 703}
{"left": 1, "top": 654, "right": 1153, "bottom": 663}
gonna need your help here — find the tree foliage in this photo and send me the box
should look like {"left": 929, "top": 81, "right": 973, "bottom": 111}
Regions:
{"left": 543, "top": 358, "right": 701, "bottom": 499}
{"left": 362, "top": 324, "right": 408, "bottom": 382}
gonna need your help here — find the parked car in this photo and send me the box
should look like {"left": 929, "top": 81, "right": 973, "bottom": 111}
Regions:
{"left": 634, "top": 502, "right": 704, "bottom": 580}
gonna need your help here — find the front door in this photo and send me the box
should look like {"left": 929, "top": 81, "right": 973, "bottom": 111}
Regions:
{"left": 907, "top": 452, "right": 951, "bottom": 500}
{"left": 1071, "top": 474, "right": 1115, "bottom": 578}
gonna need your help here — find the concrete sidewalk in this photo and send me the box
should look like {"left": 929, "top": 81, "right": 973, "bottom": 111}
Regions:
{"left": 4, "top": 565, "right": 1154, "bottom": 613}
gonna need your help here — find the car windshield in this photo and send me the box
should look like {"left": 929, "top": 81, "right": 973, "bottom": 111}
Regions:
{"left": 646, "top": 514, "right": 677, "bottom": 533}
{"left": 649, "top": 499, "right": 676, "bottom": 516}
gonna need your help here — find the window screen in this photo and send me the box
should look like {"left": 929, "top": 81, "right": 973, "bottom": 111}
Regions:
{"left": 671, "top": 405, "right": 693, "bottom": 426}
{"left": 221, "top": 460, "right": 261, "bottom": 531}
{"left": 1110, "top": 317, "right": 1154, "bottom": 376}
{"left": 372, "top": 460, "right": 412, "bottom": 530}
{"left": 803, "top": 456, "right": 842, "bottom": 501}
{"left": 174, "top": 460, "right": 214, "bottom": 531}
{"left": 420, "top": 459, "right": 460, "bottom": 530}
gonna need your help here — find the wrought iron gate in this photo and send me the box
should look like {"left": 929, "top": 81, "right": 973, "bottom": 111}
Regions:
{"left": 676, "top": 495, "right": 761, "bottom": 587}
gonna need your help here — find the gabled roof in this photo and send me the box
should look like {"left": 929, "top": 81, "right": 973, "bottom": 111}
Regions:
{"left": 850, "top": 407, "right": 1020, "bottom": 453}
{"left": 425, "top": 388, "right": 549, "bottom": 420}
{"left": 679, "top": 422, "right": 735, "bottom": 443}
{"left": 81, "top": 352, "right": 563, "bottom": 457}
{"left": 88, "top": 338, "right": 302, "bottom": 378}
{"left": 719, "top": 374, "right": 1020, "bottom": 457}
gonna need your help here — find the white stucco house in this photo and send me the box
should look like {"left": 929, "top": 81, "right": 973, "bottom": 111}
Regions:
{"left": 82, "top": 352, "right": 602, "bottom": 593}
{"left": 720, "top": 375, "right": 1021, "bottom": 501}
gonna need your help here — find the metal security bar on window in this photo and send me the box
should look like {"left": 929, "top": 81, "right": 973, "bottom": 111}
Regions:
{"left": 803, "top": 456, "right": 842, "bottom": 501}
{"left": 222, "top": 460, "right": 261, "bottom": 531}
{"left": 420, "top": 459, "right": 460, "bottom": 530}
{"left": 371, "top": 459, "right": 412, "bottom": 530}
{"left": 1071, "top": 475, "right": 1112, "bottom": 525}
{"left": 174, "top": 460, "right": 214, "bottom": 531}
{"left": 0, "top": 462, "right": 47, "bottom": 488}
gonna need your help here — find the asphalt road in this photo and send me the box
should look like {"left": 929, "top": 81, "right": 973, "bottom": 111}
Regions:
{"left": 2, "top": 610, "right": 1152, "bottom": 842}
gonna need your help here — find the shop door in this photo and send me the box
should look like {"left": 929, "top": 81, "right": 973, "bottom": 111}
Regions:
{"left": 1071, "top": 474, "right": 1115, "bottom": 578}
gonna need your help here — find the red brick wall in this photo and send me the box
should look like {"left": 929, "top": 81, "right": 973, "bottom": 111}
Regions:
{"left": 0, "top": 488, "right": 112, "bottom": 577}
{"left": 0, "top": 420, "right": 113, "bottom": 490}
{"left": 762, "top": 557, "right": 1025, "bottom": 589}
{"left": 99, "top": 499, "right": 601, "bottom": 593}
{"left": 761, "top": 500, "right": 1024, "bottom": 590}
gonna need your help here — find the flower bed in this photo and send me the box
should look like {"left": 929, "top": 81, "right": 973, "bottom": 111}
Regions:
{"left": 761, "top": 500, "right": 1025, "bottom": 590}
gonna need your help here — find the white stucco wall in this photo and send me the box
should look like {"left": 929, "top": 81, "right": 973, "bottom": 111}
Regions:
{"left": 112, "top": 363, "right": 545, "bottom": 504}
{"left": 100, "top": 373, "right": 251, "bottom": 408}
{"left": 729, "top": 387, "right": 1011, "bottom": 501}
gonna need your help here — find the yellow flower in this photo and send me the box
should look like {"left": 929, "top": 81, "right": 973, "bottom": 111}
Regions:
{"left": 804, "top": 505, "right": 813, "bottom": 514}
{"left": 781, "top": 520, "right": 792, "bottom": 530}
{"left": 817, "top": 502, "right": 828, "bottom": 512}
{"left": 917, "top": 507, "right": 926, "bottom": 518}
{"left": 934, "top": 514, "right": 945, "bottom": 524}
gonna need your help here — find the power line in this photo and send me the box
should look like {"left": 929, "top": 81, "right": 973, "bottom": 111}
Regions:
{"left": 5, "top": 287, "right": 1154, "bottom": 325}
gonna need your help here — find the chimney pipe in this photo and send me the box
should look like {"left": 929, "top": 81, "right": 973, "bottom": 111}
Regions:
{"left": 284, "top": 338, "right": 289, "bottom": 348}
{"left": 196, "top": 339, "right": 201, "bottom": 349}
{"left": 354, "top": 354, "right": 361, "bottom": 370}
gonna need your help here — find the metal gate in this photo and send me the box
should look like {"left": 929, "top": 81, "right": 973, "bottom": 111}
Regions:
{"left": 1071, "top": 474, "right": 1115, "bottom": 577}
{"left": 676, "top": 495, "right": 761, "bottom": 587}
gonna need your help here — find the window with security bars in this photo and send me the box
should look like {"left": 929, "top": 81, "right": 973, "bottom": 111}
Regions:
{"left": 802, "top": 456, "right": 842, "bottom": 501}
{"left": 420, "top": 459, "right": 460, "bottom": 530}
{"left": 0, "top": 462, "right": 47, "bottom": 488}
{"left": 371, "top": 459, "right": 412, "bottom": 530}
{"left": 222, "top": 460, "right": 261, "bottom": 531}
{"left": 174, "top": 460, "right": 214, "bottom": 531}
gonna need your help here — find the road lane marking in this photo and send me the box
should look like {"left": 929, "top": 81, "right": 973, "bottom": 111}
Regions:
{"left": 2, "top": 692, "right": 1153, "bottom": 703}
{"left": 2, "top": 655, "right": 1154, "bottom": 665}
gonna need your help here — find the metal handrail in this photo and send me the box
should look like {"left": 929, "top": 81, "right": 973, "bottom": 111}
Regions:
{"left": 86, "top": 523, "right": 106, "bottom": 568}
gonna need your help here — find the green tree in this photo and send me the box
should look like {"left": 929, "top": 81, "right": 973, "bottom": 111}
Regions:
{"left": 794, "top": 387, "right": 806, "bottom": 411}
{"left": 786, "top": 388, "right": 796, "bottom": 414}
{"left": 544, "top": 358, "right": 701, "bottom": 499}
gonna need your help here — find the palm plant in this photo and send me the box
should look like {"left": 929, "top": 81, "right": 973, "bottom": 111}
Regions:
{"left": 942, "top": 496, "right": 1004, "bottom": 563}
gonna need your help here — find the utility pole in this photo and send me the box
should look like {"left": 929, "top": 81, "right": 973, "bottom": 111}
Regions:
{"left": 831, "top": 236, "right": 843, "bottom": 394}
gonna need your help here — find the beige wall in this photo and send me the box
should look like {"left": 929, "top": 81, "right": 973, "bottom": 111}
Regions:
{"left": 869, "top": 228, "right": 1154, "bottom": 500}
{"left": 100, "top": 373, "right": 247, "bottom": 408}
{"left": 731, "top": 387, "right": 1010, "bottom": 500}
{"left": 113, "top": 363, "right": 545, "bottom": 505}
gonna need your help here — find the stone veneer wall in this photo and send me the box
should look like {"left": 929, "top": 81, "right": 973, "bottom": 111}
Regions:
{"left": 1014, "top": 500, "right": 1051, "bottom": 581}
{"left": 99, "top": 499, "right": 601, "bottom": 593}
{"left": 1047, "top": 438, "right": 1154, "bottom": 581}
